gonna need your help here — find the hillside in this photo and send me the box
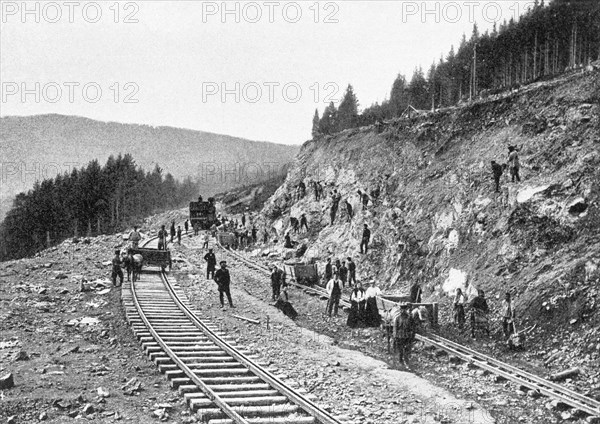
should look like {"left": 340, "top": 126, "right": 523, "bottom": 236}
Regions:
{"left": 251, "top": 69, "right": 600, "bottom": 396}
{"left": 0, "top": 114, "right": 299, "bottom": 220}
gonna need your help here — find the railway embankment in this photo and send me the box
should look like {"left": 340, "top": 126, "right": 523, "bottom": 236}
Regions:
{"left": 248, "top": 70, "right": 600, "bottom": 409}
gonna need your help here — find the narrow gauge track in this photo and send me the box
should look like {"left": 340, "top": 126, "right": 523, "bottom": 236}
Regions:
{"left": 220, "top": 243, "right": 600, "bottom": 420}
{"left": 121, "top": 237, "right": 342, "bottom": 424}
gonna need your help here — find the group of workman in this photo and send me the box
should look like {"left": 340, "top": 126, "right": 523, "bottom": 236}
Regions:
{"left": 453, "top": 287, "right": 517, "bottom": 339}
{"left": 157, "top": 221, "right": 188, "bottom": 250}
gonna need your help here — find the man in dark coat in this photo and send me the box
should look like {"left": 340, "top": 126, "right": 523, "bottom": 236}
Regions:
{"left": 284, "top": 232, "right": 293, "bottom": 248}
{"left": 491, "top": 160, "right": 503, "bottom": 193}
{"left": 111, "top": 250, "right": 124, "bottom": 287}
{"left": 394, "top": 304, "right": 416, "bottom": 368}
{"left": 214, "top": 261, "right": 234, "bottom": 309}
{"left": 360, "top": 224, "right": 371, "bottom": 254}
{"left": 170, "top": 221, "right": 176, "bottom": 243}
{"left": 345, "top": 200, "right": 353, "bottom": 222}
{"left": 324, "top": 258, "right": 333, "bottom": 283}
{"left": 158, "top": 225, "right": 168, "bottom": 250}
{"left": 203, "top": 248, "right": 217, "bottom": 280}
{"left": 270, "top": 265, "right": 281, "bottom": 301}
{"left": 508, "top": 146, "right": 521, "bottom": 182}
{"left": 339, "top": 261, "right": 348, "bottom": 287}
{"left": 300, "top": 214, "right": 309, "bottom": 232}
{"left": 347, "top": 257, "right": 356, "bottom": 285}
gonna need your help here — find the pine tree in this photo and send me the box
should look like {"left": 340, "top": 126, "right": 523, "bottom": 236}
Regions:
{"left": 311, "top": 109, "right": 321, "bottom": 139}
{"left": 390, "top": 74, "right": 408, "bottom": 116}
{"left": 407, "top": 67, "right": 429, "bottom": 110}
{"left": 319, "top": 102, "right": 338, "bottom": 135}
{"left": 337, "top": 84, "right": 359, "bottom": 130}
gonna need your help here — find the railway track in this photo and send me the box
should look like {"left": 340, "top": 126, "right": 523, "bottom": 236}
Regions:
{"left": 220, "top": 243, "right": 600, "bottom": 420}
{"left": 121, "top": 237, "right": 342, "bottom": 423}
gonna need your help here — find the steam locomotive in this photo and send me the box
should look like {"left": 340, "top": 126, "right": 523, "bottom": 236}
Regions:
{"left": 189, "top": 196, "right": 218, "bottom": 231}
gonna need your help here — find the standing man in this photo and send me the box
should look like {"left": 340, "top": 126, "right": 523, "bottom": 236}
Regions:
{"left": 330, "top": 190, "right": 340, "bottom": 225}
{"left": 324, "top": 258, "right": 333, "bottom": 283}
{"left": 170, "top": 221, "right": 176, "bottom": 243}
{"left": 454, "top": 288, "right": 467, "bottom": 329}
{"left": 360, "top": 224, "right": 371, "bottom": 254}
{"left": 203, "top": 232, "right": 210, "bottom": 249}
{"left": 241, "top": 213, "right": 246, "bottom": 227}
{"left": 128, "top": 226, "right": 141, "bottom": 248}
{"left": 339, "top": 261, "right": 348, "bottom": 288}
{"left": 214, "top": 261, "right": 234, "bottom": 309}
{"left": 204, "top": 248, "right": 217, "bottom": 280}
{"left": 508, "top": 146, "right": 521, "bottom": 183}
{"left": 111, "top": 250, "right": 124, "bottom": 287}
{"left": 270, "top": 265, "right": 281, "bottom": 301}
{"left": 347, "top": 257, "right": 356, "bottom": 285}
{"left": 394, "top": 303, "right": 416, "bottom": 368}
{"left": 326, "top": 273, "right": 343, "bottom": 317}
{"left": 251, "top": 226, "right": 258, "bottom": 244}
{"left": 502, "top": 292, "right": 515, "bottom": 338}
{"left": 491, "top": 161, "right": 504, "bottom": 193}
{"left": 345, "top": 200, "right": 353, "bottom": 222}
{"left": 158, "top": 225, "right": 168, "bottom": 251}
{"left": 177, "top": 226, "right": 182, "bottom": 245}
{"left": 300, "top": 214, "right": 309, "bottom": 233}
{"left": 184, "top": 220, "right": 189, "bottom": 234}
{"left": 361, "top": 192, "right": 369, "bottom": 210}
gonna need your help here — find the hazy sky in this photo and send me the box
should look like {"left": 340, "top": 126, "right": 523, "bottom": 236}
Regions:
{"left": 1, "top": 1, "right": 531, "bottom": 145}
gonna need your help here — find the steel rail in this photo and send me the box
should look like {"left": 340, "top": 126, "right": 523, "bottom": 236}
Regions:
{"left": 130, "top": 263, "right": 250, "bottom": 423}
{"left": 128, "top": 235, "right": 341, "bottom": 423}
{"left": 218, "top": 242, "right": 351, "bottom": 308}
{"left": 223, "top": 242, "right": 600, "bottom": 419}
{"left": 157, "top": 267, "right": 343, "bottom": 424}
{"left": 422, "top": 333, "right": 600, "bottom": 417}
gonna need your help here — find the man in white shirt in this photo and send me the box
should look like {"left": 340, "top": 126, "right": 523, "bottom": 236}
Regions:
{"left": 128, "top": 226, "right": 141, "bottom": 248}
{"left": 203, "top": 232, "right": 210, "bottom": 249}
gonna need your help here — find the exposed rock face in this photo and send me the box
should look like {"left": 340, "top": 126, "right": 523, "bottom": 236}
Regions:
{"left": 253, "top": 70, "right": 600, "bottom": 382}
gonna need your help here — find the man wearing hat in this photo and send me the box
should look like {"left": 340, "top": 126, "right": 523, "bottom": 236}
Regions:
{"left": 203, "top": 248, "right": 217, "bottom": 280}
{"left": 214, "top": 261, "right": 234, "bottom": 309}
{"left": 508, "top": 146, "right": 521, "bottom": 183}
{"left": 393, "top": 303, "right": 416, "bottom": 368}
{"left": 270, "top": 265, "right": 281, "bottom": 301}
{"left": 111, "top": 249, "right": 124, "bottom": 287}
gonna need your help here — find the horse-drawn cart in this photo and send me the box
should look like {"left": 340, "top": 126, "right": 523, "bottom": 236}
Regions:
{"left": 130, "top": 247, "right": 172, "bottom": 271}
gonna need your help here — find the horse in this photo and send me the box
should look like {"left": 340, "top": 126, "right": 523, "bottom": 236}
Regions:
{"left": 380, "top": 306, "right": 401, "bottom": 352}
{"left": 132, "top": 253, "right": 143, "bottom": 282}
{"left": 411, "top": 305, "right": 430, "bottom": 334}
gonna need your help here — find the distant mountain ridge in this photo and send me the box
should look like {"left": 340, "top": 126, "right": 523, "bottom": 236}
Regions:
{"left": 0, "top": 114, "right": 299, "bottom": 220}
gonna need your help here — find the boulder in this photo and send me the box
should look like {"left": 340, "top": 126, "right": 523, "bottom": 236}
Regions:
{"left": 0, "top": 372, "right": 15, "bottom": 389}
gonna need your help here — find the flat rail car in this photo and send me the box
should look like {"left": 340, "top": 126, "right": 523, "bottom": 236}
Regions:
{"left": 130, "top": 247, "right": 172, "bottom": 271}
